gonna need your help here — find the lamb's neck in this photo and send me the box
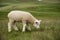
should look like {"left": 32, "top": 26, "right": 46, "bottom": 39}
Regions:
{"left": 30, "top": 17, "right": 37, "bottom": 24}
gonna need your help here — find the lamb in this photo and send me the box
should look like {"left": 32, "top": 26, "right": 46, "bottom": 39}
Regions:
{"left": 8, "top": 10, "right": 42, "bottom": 32}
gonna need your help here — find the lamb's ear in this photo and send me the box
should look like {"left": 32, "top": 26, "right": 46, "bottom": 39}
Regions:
{"left": 39, "top": 20, "right": 42, "bottom": 22}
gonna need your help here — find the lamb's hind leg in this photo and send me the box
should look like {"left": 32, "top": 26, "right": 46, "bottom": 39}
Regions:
{"left": 8, "top": 19, "right": 13, "bottom": 32}
{"left": 8, "top": 22, "right": 11, "bottom": 32}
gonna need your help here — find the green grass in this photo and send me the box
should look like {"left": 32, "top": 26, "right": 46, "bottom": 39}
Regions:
{"left": 0, "top": 2, "right": 60, "bottom": 40}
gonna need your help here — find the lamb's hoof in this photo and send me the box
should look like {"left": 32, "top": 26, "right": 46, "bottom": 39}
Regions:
{"left": 22, "top": 30, "right": 25, "bottom": 32}
{"left": 27, "top": 28, "right": 31, "bottom": 31}
{"left": 27, "top": 29, "right": 31, "bottom": 31}
{"left": 28, "top": 29, "right": 31, "bottom": 31}
{"left": 8, "top": 30, "right": 11, "bottom": 32}
{"left": 14, "top": 29, "right": 19, "bottom": 31}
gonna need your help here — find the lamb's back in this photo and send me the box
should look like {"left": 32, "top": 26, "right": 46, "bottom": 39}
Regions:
{"left": 8, "top": 11, "right": 33, "bottom": 21}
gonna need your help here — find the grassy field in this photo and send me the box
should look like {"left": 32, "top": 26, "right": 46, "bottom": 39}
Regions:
{"left": 0, "top": 2, "right": 60, "bottom": 40}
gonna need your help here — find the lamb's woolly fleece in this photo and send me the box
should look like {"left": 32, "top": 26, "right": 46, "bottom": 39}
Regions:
{"left": 8, "top": 10, "right": 37, "bottom": 24}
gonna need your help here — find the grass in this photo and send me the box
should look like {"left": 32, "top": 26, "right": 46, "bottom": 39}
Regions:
{"left": 0, "top": 2, "right": 60, "bottom": 40}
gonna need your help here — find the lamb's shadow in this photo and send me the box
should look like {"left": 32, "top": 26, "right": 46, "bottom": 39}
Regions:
{"left": 9, "top": 28, "right": 45, "bottom": 33}
{"left": 25, "top": 28, "right": 45, "bottom": 32}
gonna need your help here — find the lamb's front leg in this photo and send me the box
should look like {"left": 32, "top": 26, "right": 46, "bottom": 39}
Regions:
{"left": 26, "top": 23, "right": 31, "bottom": 31}
{"left": 13, "top": 23, "right": 18, "bottom": 31}
{"left": 27, "top": 26, "right": 31, "bottom": 31}
{"left": 22, "top": 21, "right": 26, "bottom": 32}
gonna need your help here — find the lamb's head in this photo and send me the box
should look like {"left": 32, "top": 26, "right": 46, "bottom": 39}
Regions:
{"left": 33, "top": 20, "right": 42, "bottom": 29}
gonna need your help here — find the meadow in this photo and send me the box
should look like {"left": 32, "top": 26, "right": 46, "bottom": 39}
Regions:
{"left": 0, "top": 2, "right": 60, "bottom": 40}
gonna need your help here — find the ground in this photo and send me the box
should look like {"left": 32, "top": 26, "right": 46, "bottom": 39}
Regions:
{"left": 0, "top": 2, "right": 60, "bottom": 40}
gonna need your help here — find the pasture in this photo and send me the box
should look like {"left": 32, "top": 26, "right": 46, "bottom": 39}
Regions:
{"left": 0, "top": 2, "right": 60, "bottom": 40}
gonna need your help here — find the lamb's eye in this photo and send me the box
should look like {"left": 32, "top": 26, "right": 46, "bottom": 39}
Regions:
{"left": 35, "top": 22, "right": 38, "bottom": 25}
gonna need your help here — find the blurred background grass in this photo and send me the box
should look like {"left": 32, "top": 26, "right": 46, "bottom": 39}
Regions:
{"left": 0, "top": 0, "right": 60, "bottom": 40}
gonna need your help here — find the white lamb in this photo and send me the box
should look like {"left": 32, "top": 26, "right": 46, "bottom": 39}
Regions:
{"left": 8, "top": 10, "right": 42, "bottom": 32}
